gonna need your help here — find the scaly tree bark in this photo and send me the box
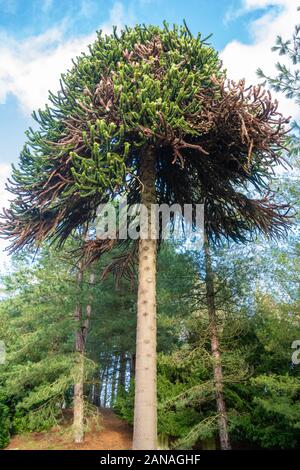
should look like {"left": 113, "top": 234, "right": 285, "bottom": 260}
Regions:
{"left": 133, "top": 146, "right": 157, "bottom": 450}
{"left": 204, "top": 237, "right": 231, "bottom": 450}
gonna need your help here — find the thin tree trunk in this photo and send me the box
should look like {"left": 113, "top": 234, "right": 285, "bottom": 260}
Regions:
{"left": 82, "top": 271, "right": 95, "bottom": 342}
{"left": 118, "top": 352, "right": 127, "bottom": 392}
{"left": 111, "top": 354, "right": 118, "bottom": 406}
{"left": 93, "top": 379, "right": 100, "bottom": 407}
{"left": 103, "top": 366, "right": 109, "bottom": 408}
{"left": 96, "top": 369, "right": 102, "bottom": 407}
{"left": 133, "top": 146, "right": 157, "bottom": 450}
{"left": 73, "top": 260, "right": 85, "bottom": 443}
{"left": 99, "top": 360, "right": 107, "bottom": 407}
{"left": 73, "top": 268, "right": 95, "bottom": 443}
{"left": 204, "top": 238, "right": 231, "bottom": 450}
{"left": 130, "top": 353, "right": 136, "bottom": 380}
{"left": 91, "top": 383, "right": 95, "bottom": 404}
{"left": 91, "top": 370, "right": 100, "bottom": 407}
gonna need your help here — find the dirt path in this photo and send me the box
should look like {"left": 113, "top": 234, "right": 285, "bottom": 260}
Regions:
{"left": 6, "top": 408, "right": 133, "bottom": 450}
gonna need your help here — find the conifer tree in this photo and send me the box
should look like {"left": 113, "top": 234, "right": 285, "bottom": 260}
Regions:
{"left": 204, "top": 237, "right": 230, "bottom": 449}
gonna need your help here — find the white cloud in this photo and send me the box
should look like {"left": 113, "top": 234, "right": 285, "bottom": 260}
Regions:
{"left": 102, "top": 1, "right": 134, "bottom": 31}
{"left": 224, "top": 0, "right": 291, "bottom": 24}
{"left": 0, "top": 26, "right": 94, "bottom": 112}
{"left": 244, "top": 0, "right": 290, "bottom": 8}
{"left": 0, "top": 164, "right": 10, "bottom": 212}
{"left": 0, "top": 1, "right": 131, "bottom": 114}
{"left": 221, "top": 0, "right": 299, "bottom": 120}
{"left": 0, "top": 243, "right": 9, "bottom": 272}
{"left": 0, "top": 164, "right": 11, "bottom": 270}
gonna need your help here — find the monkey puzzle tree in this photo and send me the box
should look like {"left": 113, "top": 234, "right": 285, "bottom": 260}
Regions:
{"left": 1, "top": 23, "right": 291, "bottom": 449}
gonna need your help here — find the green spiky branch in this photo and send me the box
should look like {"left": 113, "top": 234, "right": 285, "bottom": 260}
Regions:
{"left": 0, "top": 23, "right": 292, "bottom": 256}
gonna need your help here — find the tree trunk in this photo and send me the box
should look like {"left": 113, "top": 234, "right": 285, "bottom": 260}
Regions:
{"left": 73, "top": 354, "right": 84, "bottom": 443}
{"left": 91, "top": 370, "right": 100, "bottom": 406}
{"left": 99, "top": 360, "right": 107, "bottom": 407}
{"left": 94, "top": 379, "right": 100, "bottom": 407}
{"left": 204, "top": 238, "right": 231, "bottom": 450}
{"left": 111, "top": 354, "right": 118, "bottom": 406}
{"left": 132, "top": 146, "right": 157, "bottom": 450}
{"left": 130, "top": 353, "right": 136, "bottom": 380}
{"left": 118, "top": 352, "right": 127, "bottom": 392}
{"left": 73, "top": 268, "right": 95, "bottom": 443}
{"left": 103, "top": 368, "right": 108, "bottom": 408}
{"left": 90, "top": 383, "right": 95, "bottom": 404}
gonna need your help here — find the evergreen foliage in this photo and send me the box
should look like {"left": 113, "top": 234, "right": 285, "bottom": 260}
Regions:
{"left": 0, "top": 24, "right": 291, "bottom": 255}
{"left": 0, "top": 392, "right": 10, "bottom": 448}
{"left": 0, "top": 244, "right": 97, "bottom": 438}
{"left": 1, "top": 236, "right": 300, "bottom": 449}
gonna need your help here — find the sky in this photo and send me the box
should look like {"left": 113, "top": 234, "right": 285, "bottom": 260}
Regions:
{"left": 0, "top": 0, "right": 298, "bottom": 268}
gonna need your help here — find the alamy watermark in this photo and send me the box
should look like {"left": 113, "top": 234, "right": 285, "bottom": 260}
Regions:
{"left": 92, "top": 198, "right": 204, "bottom": 250}
{"left": 0, "top": 341, "right": 5, "bottom": 364}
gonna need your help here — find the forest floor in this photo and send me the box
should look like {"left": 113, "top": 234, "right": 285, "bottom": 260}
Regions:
{"left": 5, "top": 408, "right": 133, "bottom": 450}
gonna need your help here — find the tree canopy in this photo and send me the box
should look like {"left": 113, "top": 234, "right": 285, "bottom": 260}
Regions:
{"left": 0, "top": 23, "right": 291, "bottom": 255}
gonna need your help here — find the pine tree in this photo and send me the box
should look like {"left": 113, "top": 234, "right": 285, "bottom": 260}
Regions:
{"left": 204, "top": 238, "right": 230, "bottom": 449}
{"left": 0, "top": 246, "right": 85, "bottom": 435}
{"left": 0, "top": 24, "right": 291, "bottom": 449}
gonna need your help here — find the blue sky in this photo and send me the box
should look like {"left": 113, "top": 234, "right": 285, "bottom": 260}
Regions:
{"left": 0, "top": 0, "right": 298, "bottom": 266}
{"left": 0, "top": 0, "right": 271, "bottom": 49}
